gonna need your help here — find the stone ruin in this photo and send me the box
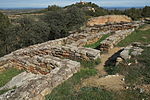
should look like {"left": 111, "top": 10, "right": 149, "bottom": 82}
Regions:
{"left": 0, "top": 15, "right": 142, "bottom": 100}
{"left": 99, "top": 29, "right": 135, "bottom": 51}
{"left": 0, "top": 29, "right": 101, "bottom": 100}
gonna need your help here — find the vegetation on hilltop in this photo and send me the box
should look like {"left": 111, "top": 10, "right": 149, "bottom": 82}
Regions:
{"left": 65, "top": 2, "right": 109, "bottom": 17}
{"left": 48, "top": 5, "right": 62, "bottom": 11}
{"left": 0, "top": 7, "right": 86, "bottom": 57}
{"left": 64, "top": 2, "right": 150, "bottom": 20}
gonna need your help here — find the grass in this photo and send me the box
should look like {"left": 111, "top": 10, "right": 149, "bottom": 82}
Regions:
{"left": 0, "top": 68, "right": 23, "bottom": 87}
{"left": 117, "top": 24, "right": 150, "bottom": 47}
{"left": 69, "top": 87, "right": 115, "bottom": 100}
{"left": 45, "top": 68, "right": 98, "bottom": 100}
{"left": 115, "top": 89, "right": 150, "bottom": 100}
{"left": 80, "top": 58, "right": 101, "bottom": 68}
{"left": 104, "top": 65, "right": 120, "bottom": 75}
{"left": 84, "top": 33, "right": 111, "bottom": 49}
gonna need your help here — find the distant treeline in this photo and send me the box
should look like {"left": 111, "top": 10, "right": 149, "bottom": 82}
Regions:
{"left": 0, "top": 2, "right": 150, "bottom": 57}
{"left": 62, "top": 2, "right": 150, "bottom": 20}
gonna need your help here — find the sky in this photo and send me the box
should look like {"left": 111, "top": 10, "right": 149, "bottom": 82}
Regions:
{"left": 0, "top": 0, "right": 150, "bottom": 8}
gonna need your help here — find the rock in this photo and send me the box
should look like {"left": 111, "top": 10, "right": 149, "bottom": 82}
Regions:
{"left": 116, "top": 57, "right": 123, "bottom": 62}
{"left": 128, "top": 63, "right": 132, "bottom": 66}
{"left": 40, "top": 88, "right": 51, "bottom": 96}
{"left": 146, "top": 44, "right": 150, "bottom": 47}
{"left": 120, "top": 49, "right": 130, "bottom": 60}
{"left": 131, "top": 47, "right": 144, "bottom": 56}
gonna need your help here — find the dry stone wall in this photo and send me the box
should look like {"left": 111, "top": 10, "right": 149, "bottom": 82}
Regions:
{"left": 0, "top": 32, "right": 102, "bottom": 74}
{"left": 0, "top": 15, "right": 142, "bottom": 100}
{"left": 99, "top": 29, "right": 135, "bottom": 51}
{"left": 0, "top": 60, "right": 80, "bottom": 100}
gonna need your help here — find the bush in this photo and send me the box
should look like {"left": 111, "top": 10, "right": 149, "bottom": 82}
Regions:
{"left": 48, "top": 5, "right": 62, "bottom": 11}
{"left": 0, "top": 16, "right": 51, "bottom": 57}
{"left": 0, "top": 12, "right": 10, "bottom": 36}
{"left": 142, "top": 6, "right": 150, "bottom": 17}
{"left": 44, "top": 6, "right": 86, "bottom": 38}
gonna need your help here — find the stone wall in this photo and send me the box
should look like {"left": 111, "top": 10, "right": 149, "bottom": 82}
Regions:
{"left": 99, "top": 29, "right": 135, "bottom": 51}
{"left": 0, "top": 60, "right": 80, "bottom": 100}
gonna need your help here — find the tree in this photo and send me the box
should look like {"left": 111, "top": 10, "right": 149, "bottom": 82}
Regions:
{"left": 48, "top": 5, "right": 62, "bottom": 11}
{"left": 124, "top": 8, "right": 142, "bottom": 20}
{"left": 44, "top": 7, "right": 86, "bottom": 39}
{"left": 142, "top": 6, "right": 150, "bottom": 17}
{"left": 0, "top": 12, "right": 10, "bottom": 56}
{"left": 0, "top": 12, "right": 10, "bottom": 40}
{"left": 65, "top": 7, "right": 86, "bottom": 30}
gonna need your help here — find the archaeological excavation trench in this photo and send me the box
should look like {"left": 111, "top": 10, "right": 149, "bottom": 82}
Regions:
{"left": 0, "top": 17, "right": 143, "bottom": 100}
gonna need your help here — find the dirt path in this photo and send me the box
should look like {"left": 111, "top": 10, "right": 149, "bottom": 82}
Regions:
{"left": 76, "top": 47, "right": 125, "bottom": 91}
{"left": 96, "top": 47, "right": 123, "bottom": 75}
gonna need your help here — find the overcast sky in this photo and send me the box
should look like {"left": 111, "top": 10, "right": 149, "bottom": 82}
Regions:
{"left": 0, "top": 0, "right": 150, "bottom": 8}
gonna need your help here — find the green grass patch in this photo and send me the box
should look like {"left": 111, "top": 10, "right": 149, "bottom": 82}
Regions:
{"left": 117, "top": 25, "right": 150, "bottom": 47}
{"left": 80, "top": 58, "right": 101, "bottom": 68}
{"left": 0, "top": 68, "right": 23, "bottom": 87}
{"left": 69, "top": 87, "right": 115, "bottom": 100}
{"left": 84, "top": 33, "right": 111, "bottom": 49}
{"left": 45, "top": 68, "right": 97, "bottom": 100}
